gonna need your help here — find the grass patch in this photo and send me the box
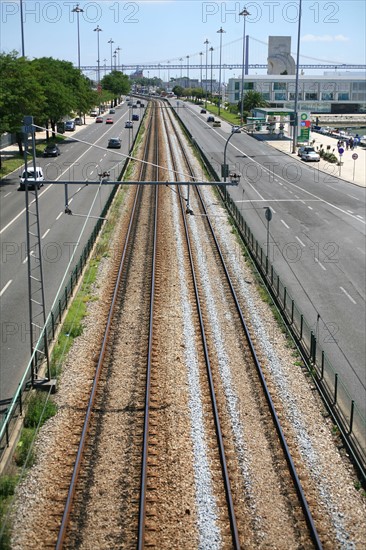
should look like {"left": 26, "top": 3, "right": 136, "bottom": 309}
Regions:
{"left": 0, "top": 475, "right": 18, "bottom": 549}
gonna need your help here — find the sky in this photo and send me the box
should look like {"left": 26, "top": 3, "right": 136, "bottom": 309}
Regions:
{"left": 1, "top": 0, "right": 365, "bottom": 80}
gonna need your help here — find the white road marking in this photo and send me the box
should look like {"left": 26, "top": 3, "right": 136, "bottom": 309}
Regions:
{"left": 56, "top": 212, "right": 63, "bottom": 220}
{"left": 42, "top": 229, "right": 50, "bottom": 239}
{"left": 347, "top": 210, "right": 354, "bottom": 214}
{"left": 0, "top": 280, "right": 12, "bottom": 297}
{"left": 340, "top": 286, "right": 356, "bottom": 304}
{"left": 295, "top": 236, "right": 305, "bottom": 247}
{"left": 308, "top": 206, "right": 313, "bottom": 210}
{"left": 347, "top": 194, "right": 359, "bottom": 200}
{"left": 270, "top": 206, "right": 276, "bottom": 214}
{"left": 281, "top": 219, "right": 290, "bottom": 229}
{"left": 314, "top": 257, "right": 326, "bottom": 271}
{"left": 4, "top": 192, "right": 11, "bottom": 198}
{"left": 356, "top": 215, "right": 364, "bottom": 220}
{"left": 0, "top": 187, "right": 51, "bottom": 235}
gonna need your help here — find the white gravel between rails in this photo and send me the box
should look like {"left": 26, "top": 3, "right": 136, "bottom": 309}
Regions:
{"left": 200, "top": 185, "right": 366, "bottom": 549}
{"left": 166, "top": 142, "right": 222, "bottom": 548}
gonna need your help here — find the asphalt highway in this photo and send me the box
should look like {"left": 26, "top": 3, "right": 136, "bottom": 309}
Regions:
{"left": 172, "top": 100, "right": 366, "bottom": 419}
{"left": 0, "top": 102, "right": 141, "bottom": 402}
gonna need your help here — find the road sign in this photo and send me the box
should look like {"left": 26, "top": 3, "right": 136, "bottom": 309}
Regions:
{"left": 352, "top": 153, "right": 358, "bottom": 160}
{"left": 338, "top": 147, "right": 344, "bottom": 155}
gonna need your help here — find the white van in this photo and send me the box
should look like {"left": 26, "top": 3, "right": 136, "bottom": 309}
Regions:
{"left": 19, "top": 167, "right": 45, "bottom": 190}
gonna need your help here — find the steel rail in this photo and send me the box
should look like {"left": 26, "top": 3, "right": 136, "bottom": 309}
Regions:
{"left": 55, "top": 181, "right": 141, "bottom": 549}
{"left": 160, "top": 100, "right": 241, "bottom": 549}
{"left": 193, "top": 184, "right": 323, "bottom": 549}
{"left": 137, "top": 102, "right": 159, "bottom": 549}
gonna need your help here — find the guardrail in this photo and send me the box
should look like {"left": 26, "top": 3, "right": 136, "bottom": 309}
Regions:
{"left": 172, "top": 103, "right": 366, "bottom": 484}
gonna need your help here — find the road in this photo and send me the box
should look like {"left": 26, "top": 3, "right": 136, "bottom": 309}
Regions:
{"left": 0, "top": 102, "right": 141, "bottom": 402}
{"left": 171, "top": 100, "right": 366, "bottom": 418}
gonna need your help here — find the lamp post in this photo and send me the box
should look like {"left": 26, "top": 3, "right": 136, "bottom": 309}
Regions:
{"left": 108, "top": 38, "right": 114, "bottom": 71}
{"left": 167, "top": 60, "right": 170, "bottom": 88}
{"left": 179, "top": 58, "right": 183, "bottom": 80}
{"left": 209, "top": 46, "right": 214, "bottom": 98}
{"left": 186, "top": 55, "right": 190, "bottom": 87}
{"left": 103, "top": 58, "right": 107, "bottom": 76}
{"left": 204, "top": 39, "right": 209, "bottom": 107}
{"left": 239, "top": 6, "right": 250, "bottom": 124}
{"left": 199, "top": 51, "right": 203, "bottom": 87}
{"left": 217, "top": 27, "right": 225, "bottom": 116}
{"left": 292, "top": 0, "right": 303, "bottom": 153}
{"left": 72, "top": 4, "right": 84, "bottom": 70}
{"left": 94, "top": 25, "right": 102, "bottom": 85}
{"left": 113, "top": 52, "right": 117, "bottom": 70}
{"left": 20, "top": 0, "right": 25, "bottom": 56}
{"left": 115, "top": 46, "right": 121, "bottom": 70}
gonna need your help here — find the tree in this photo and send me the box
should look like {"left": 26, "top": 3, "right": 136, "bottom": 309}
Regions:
{"left": 237, "top": 90, "right": 268, "bottom": 114}
{"left": 101, "top": 71, "right": 130, "bottom": 103}
{"left": 0, "top": 52, "right": 46, "bottom": 155}
{"left": 172, "top": 85, "right": 184, "bottom": 97}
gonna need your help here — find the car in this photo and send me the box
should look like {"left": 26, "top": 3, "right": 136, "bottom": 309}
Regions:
{"left": 298, "top": 146, "right": 317, "bottom": 158}
{"left": 140, "top": 103, "right": 145, "bottom": 108}
{"left": 74, "top": 117, "right": 82, "bottom": 126}
{"left": 105, "top": 118, "right": 113, "bottom": 124}
{"left": 213, "top": 120, "right": 221, "bottom": 127}
{"left": 95, "top": 116, "right": 103, "bottom": 123}
{"left": 65, "top": 120, "right": 75, "bottom": 131}
{"left": 136, "top": 100, "right": 141, "bottom": 104}
{"left": 132, "top": 104, "right": 138, "bottom": 108}
{"left": 90, "top": 110, "right": 98, "bottom": 117}
{"left": 301, "top": 149, "right": 320, "bottom": 162}
{"left": 127, "top": 101, "right": 133, "bottom": 106}
{"left": 207, "top": 116, "right": 215, "bottom": 123}
{"left": 19, "top": 167, "right": 45, "bottom": 190}
{"left": 200, "top": 108, "right": 207, "bottom": 114}
{"left": 109, "top": 108, "right": 115, "bottom": 114}
{"left": 43, "top": 143, "right": 60, "bottom": 157}
{"left": 107, "top": 138, "right": 121, "bottom": 149}
{"left": 132, "top": 114, "right": 139, "bottom": 121}
{"left": 231, "top": 125, "right": 241, "bottom": 133}
{"left": 125, "top": 121, "right": 133, "bottom": 128}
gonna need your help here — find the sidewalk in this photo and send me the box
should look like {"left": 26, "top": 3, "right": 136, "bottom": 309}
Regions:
{"left": 254, "top": 131, "right": 366, "bottom": 188}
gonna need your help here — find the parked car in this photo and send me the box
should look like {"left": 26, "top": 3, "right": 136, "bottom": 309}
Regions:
{"left": 95, "top": 116, "right": 103, "bottom": 123}
{"left": 213, "top": 120, "right": 221, "bottom": 127}
{"left": 74, "top": 117, "right": 83, "bottom": 126}
{"left": 132, "top": 104, "right": 138, "bottom": 108}
{"left": 107, "top": 138, "right": 121, "bottom": 149}
{"left": 19, "top": 167, "right": 45, "bottom": 190}
{"left": 127, "top": 101, "right": 133, "bottom": 106}
{"left": 109, "top": 108, "right": 115, "bottom": 114}
{"left": 65, "top": 120, "right": 75, "bottom": 131}
{"left": 125, "top": 121, "right": 133, "bottom": 128}
{"left": 140, "top": 103, "right": 145, "bottom": 108}
{"left": 200, "top": 108, "right": 207, "bottom": 114}
{"left": 43, "top": 143, "right": 60, "bottom": 157}
{"left": 90, "top": 110, "right": 98, "bottom": 117}
{"left": 132, "top": 114, "right": 139, "bottom": 121}
{"left": 301, "top": 149, "right": 320, "bottom": 162}
{"left": 207, "top": 116, "right": 215, "bottom": 123}
{"left": 105, "top": 118, "right": 113, "bottom": 124}
{"left": 298, "top": 146, "right": 319, "bottom": 160}
{"left": 231, "top": 125, "right": 241, "bottom": 133}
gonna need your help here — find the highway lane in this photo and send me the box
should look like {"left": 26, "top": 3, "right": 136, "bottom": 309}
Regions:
{"left": 172, "top": 101, "right": 366, "bottom": 417}
{"left": 0, "top": 102, "right": 142, "bottom": 401}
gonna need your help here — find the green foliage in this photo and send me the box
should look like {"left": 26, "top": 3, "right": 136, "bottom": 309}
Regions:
{"left": 0, "top": 476, "right": 18, "bottom": 498}
{"left": 24, "top": 393, "right": 57, "bottom": 429}
{"left": 237, "top": 90, "right": 268, "bottom": 113}
{"left": 14, "top": 428, "right": 35, "bottom": 467}
{"left": 172, "top": 85, "right": 184, "bottom": 97}
{"left": 101, "top": 70, "right": 130, "bottom": 97}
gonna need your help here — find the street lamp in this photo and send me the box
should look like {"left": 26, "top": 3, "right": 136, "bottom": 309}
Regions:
{"left": 167, "top": 60, "right": 170, "bottom": 88}
{"left": 209, "top": 46, "right": 214, "bottom": 98}
{"left": 94, "top": 25, "right": 102, "bottom": 85}
{"left": 204, "top": 39, "right": 209, "bottom": 107}
{"left": 115, "top": 46, "right": 121, "bottom": 70}
{"left": 72, "top": 4, "right": 84, "bottom": 70}
{"left": 292, "top": 0, "right": 303, "bottom": 153}
{"left": 239, "top": 6, "right": 250, "bottom": 124}
{"left": 199, "top": 51, "right": 203, "bottom": 87}
{"left": 217, "top": 27, "right": 226, "bottom": 116}
{"left": 179, "top": 57, "right": 183, "bottom": 80}
{"left": 20, "top": 0, "right": 25, "bottom": 56}
{"left": 186, "top": 55, "right": 190, "bottom": 86}
{"left": 113, "top": 52, "right": 117, "bottom": 70}
{"left": 108, "top": 38, "right": 114, "bottom": 71}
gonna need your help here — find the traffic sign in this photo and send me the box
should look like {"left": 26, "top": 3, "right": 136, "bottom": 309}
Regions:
{"left": 352, "top": 153, "right": 358, "bottom": 160}
{"left": 338, "top": 147, "right": 344, "bottom": 155}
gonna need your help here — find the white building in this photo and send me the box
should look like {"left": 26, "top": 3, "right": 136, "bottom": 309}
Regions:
{"left": 227, "top": 74, "right": 366, "bottom": 113}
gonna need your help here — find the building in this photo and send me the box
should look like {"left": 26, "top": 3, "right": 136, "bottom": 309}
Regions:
{"left": 227, "top": 74, "right": 366, "bottom": 113}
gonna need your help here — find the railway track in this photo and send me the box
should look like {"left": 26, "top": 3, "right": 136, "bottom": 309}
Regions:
{"left": 17, "top": 99, "right": 329, "bottom": 549}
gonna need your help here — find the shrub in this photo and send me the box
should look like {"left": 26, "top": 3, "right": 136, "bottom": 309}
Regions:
{"left": 24, "top": 393, "right": 57, "bottom": 429}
